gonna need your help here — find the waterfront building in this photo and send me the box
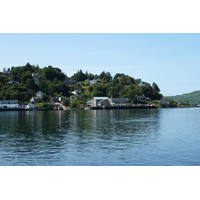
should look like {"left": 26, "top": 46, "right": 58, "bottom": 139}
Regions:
{"left": 91, "top": 97, "right": 109, "bottom": 107}
{"left": 0, "top": 99, "right": 19, "bottom": 108}
{"left": 109, "top": 98, "right": 130, "bottom": 106}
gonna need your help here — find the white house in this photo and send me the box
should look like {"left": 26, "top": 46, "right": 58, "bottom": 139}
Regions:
{"left": 90, "top": 79, "right": 101, "bottom": 85}
{"left": 36, "top": 91, "right": 45, "bottom": 98}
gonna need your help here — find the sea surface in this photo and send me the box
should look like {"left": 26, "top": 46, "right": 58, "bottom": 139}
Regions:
{"left": 0, "top": 108, "right": 200, "bottom": 166}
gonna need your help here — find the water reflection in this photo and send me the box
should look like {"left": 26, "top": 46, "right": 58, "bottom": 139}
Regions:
{"left": 0, "top": 109, "right": 161, "bottom": 165}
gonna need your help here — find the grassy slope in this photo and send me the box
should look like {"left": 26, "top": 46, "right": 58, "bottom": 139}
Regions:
{"left": 165, "top": 91, "right": 200, "bottom": 104}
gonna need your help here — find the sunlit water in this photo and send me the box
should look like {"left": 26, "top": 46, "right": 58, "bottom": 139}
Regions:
{"left": 0, "top": 108, "right": 200, "bottom": 166}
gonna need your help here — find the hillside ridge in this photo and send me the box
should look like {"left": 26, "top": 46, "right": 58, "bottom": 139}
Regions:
{"left": 165, "top": 90, "right": 200, "bottom": 104}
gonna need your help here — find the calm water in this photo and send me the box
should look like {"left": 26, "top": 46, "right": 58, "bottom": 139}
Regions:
{"left": 0, "top": 108, "right": 200, "bottom": 166}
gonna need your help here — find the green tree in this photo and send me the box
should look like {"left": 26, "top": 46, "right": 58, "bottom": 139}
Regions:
{"left": 70, "top": 99, "right": 79, "bottom": 108}
{"left": 71, "top": 70, "right": 87, "bottom": 82}
{"left": 62, "top": 98, "right": 70, "bottom": 106}
{"left": 152, "top": 82, "right": 160, "bottom": 93}
{"left": 39, "top": 66, "right": 66, "bottom": 81}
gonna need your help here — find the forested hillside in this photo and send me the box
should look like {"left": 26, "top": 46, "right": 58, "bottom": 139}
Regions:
{"left": 0, "top": 63, "right": 163, "bottom": 104}
{"left": 165, "top": 91, "right": 200, "bottom": 104}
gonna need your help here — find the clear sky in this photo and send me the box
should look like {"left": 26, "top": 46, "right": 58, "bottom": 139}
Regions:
{"left": 0, "top": 33, "right": 200, "bottom": 96}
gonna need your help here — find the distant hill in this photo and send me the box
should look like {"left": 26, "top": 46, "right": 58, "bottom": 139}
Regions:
{"left": 165, "top": 91, "right": 200, "bottom": 104}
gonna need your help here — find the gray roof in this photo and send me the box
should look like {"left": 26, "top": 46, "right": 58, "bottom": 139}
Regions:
{"left": 93, "top": 97, "right": 109, "bottom": 100}
{"left": 110, "top": 98, "right": 129, "bottom": 101}
{"left": 86, "top": 100, "right": 92, "bottom": 104}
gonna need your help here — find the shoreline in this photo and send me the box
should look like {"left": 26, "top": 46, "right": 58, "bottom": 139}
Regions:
{"left": 0, "top": 105, "right": 198, "bottom": 111}
{"left": 0, "top": 108, "right": 35, "bottom": 111}
{"left": 89, "top": 105, "right": 158, "bottom": 110}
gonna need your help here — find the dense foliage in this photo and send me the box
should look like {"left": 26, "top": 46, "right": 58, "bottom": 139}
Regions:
{"left": 0, "top": 63, "right": 69, "bottom": 103}
{"left": 83, "top": 72, "right": 163, "bottom": 103}
{"left": 0, "top": 63, "right": 163, "bottom": 104}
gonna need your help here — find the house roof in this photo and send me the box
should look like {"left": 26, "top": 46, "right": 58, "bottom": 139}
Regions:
{"left": 93, "top": 97, "right": 108, "bottom": 100}
{"left": 64, "top": 80, "right": 77, "bottom": 82}
{"left": 90, "top": 79, "right": 101, "bottom": 82}
{"left": 90, "top": 79, "right": 102, "bottom": 84}
{"left": 110, "top": 98, "right": 129, "bottom": 101}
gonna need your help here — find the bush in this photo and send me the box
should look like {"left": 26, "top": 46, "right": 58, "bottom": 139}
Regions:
{"left": 70, "top": 100, "right": 78, "bottom": 108}
{"left": 62, "top": 98, "right": 70, "bottom": 106}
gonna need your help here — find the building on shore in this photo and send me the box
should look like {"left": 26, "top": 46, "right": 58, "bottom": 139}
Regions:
{"left": 0, "top": 100, "right": 19, "bottom": 108}
{"left": 109, "top": 98, "right": 130, "bottom": 106}
{"left": 86, "top": 97, "right": 130, "bottom": 108}
{"left": 90, "top": 97, "right": 109, "bottom": 107}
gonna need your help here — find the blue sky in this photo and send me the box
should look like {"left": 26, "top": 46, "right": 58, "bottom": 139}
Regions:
{"left": 1, "top": 33, "right": 200, "bottom": 96}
